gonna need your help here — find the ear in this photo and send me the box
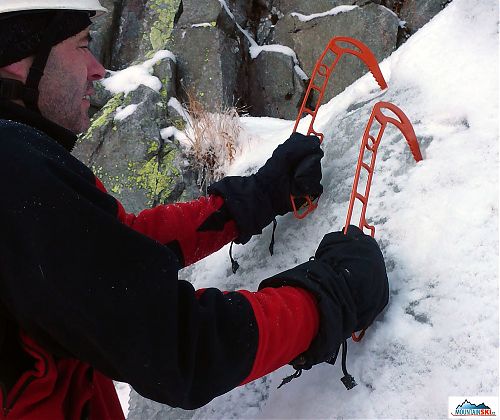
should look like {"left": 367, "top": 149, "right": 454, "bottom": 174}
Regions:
{"left": 0, "top": 57, "right": 33, "bottom": 82}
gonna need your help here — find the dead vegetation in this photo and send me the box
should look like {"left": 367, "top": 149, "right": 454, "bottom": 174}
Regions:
{"left": 183, "top": 91, "right": 242, "bottom": 192}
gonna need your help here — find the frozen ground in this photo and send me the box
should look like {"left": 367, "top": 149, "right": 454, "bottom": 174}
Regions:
{"left": 121, "top": 0, "right": 499, "bottom": 418}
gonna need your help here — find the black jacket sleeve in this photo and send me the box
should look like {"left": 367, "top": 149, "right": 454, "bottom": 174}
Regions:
{"left": 0, "top": 121, "right": 258, "bottom": 409}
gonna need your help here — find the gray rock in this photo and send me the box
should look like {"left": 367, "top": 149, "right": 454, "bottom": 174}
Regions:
{"left": 273, "top": 3, "right": 399, "bottom": 103}
{"left": 226, "top": 0, "right": 250, "bottom": 27}
{"left": 400, "top": 0, "right": 447, "bottom": 34}
{"left": 85, "top": 0, "right": 444, "bottom": 216}
{"left": 380, "top": 0, "right": 401, "bottom": 9}
{"left": 177, "top": 0, "right": 223, "bottom": 25}
{"left": 153, "top": 56, "right": 177, "bottom": 100}
{"left": 169, "top": 25, "right": 242, "bottom": 110}
{"left": 138, "top": 0, "right": 183, "bottom": 59}
{"left": 111, "top": 0, "right": 146, "bottom": 69}
{"left": 175, "top": 0, "right": 246, "bottom": 25}
{"left": 246, "top": 51, "right": 305, "bottom": 119}
{"left": 111, "top": 0, "right": 182, "bottom": 70}
{"left": 74, "top": 85, "right": 191, "bottom": 213}
{"left": 90, "top": 78, "right": 114, "bottom": 109}
{"left": 89, "top": 0, "right": 120, "bottom": 68}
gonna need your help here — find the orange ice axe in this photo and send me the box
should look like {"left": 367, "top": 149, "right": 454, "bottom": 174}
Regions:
{"left": 346, "top": 101, "right": 423, "bottom": 342}
{"left": 291, "top": 37, "right": 388, "bottom": 219}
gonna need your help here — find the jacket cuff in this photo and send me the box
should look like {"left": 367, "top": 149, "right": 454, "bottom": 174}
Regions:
{"left": 208, "top": 175, "right": 275, "bottom": 244}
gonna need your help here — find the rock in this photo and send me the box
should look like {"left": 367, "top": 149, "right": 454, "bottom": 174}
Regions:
{"left": 111, "top": 0, "right": 182, "bottom": 70}
{"left": 89, "top": 0, "right": 120, "bottom": 68}
{"left": 153, "top": 55, "right": 178, "bottom": 100}
{"left": 167, "top": 0, "right": 248, "bottom": 112}
{"left": 87, "top": 0, "right": 445, "bottom": 216}
{"left": 110, "top": 0, "right": 146, "bottom": 69}
{"left": 169, "top": 25, "right": 242, "bottom": 110}
{"left": 245, "top": 50, "right": 305, "bottom": 119}
{"left": 138, "top": 0, "right": 184, "bottom": 59}
{"left": 176, "top": 0, "right": 248, "bottom": 34}
{"left": 74, "top": 84, "right": 192, "bottom": 213}
{"left": 176, "top": 0, "right": 223, "bottom": 26}
{"left": 400, "top": 0, "right": 448, "bottom": 34}
{"left": 90, "top": 78, "right": 114, "bottom": 109}
{"left": 273, "top": 3, "right": 399, "bottom": 103}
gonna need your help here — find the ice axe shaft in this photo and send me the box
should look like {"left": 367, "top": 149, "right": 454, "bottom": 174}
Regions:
{"left": 344, "top": 101, "right": 422, "bottom": 237}
{"left": 291, "top": 37, "right": 387, "bottom": 219}
{"left": 345, "top": 101, "right": 422, "bottom": 341}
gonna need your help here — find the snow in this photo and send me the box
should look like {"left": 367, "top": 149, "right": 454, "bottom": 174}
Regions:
{"left": 249, "top": 43, "right": 297, "bottom": 60}
{"left": 114, "top": 104, "right": 140, "bottom": 122}
{"left": 167, "top": 97, "right": 190, "bottom": 123}
{"left": 124, "top": 0, "right": 499, "bottom": 418}
{"left": 217, "top": 0, "right": 256, "bottom": 47}
{"left": 249, "top": 44, "right": 309, "bottom": 81}
{"left": 191, "top": 23, "right": 213, "bottom": 28}
{"left": 160, "top": 126, "right": 188, "bottom": 144}
{"left": 291, "top": 5, "right": 359, "bottom": 22}
{"left": 114, "top": 382, "right": 130, "bottom": 417}
{"left": 102, "top": 50, "right": 176, "bottom": 95}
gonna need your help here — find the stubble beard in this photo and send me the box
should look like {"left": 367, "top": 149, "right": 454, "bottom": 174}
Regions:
{"left": 37, "top": 58, "right": 91, "bottom": 135}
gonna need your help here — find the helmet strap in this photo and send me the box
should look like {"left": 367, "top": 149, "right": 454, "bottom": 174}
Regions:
{"left": 0, "top": 78, "right": 33, "bottom": 101}
{"left": 24, "top": 11, "right": 66, "bottom": 112}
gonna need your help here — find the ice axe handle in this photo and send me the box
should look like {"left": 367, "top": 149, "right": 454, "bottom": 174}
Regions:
{"left": 290, "top": 194, "right": 319, "bottom": 219}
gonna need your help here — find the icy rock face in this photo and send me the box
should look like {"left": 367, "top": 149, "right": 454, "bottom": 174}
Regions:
{"left": 73, "top": 83, "right": 193, "bottom": 214}
{"left": 110, "top": 0, "right": 182, "bottom": 70}
{"left": 88, "top": 0, "right": 449, "bottom": 117}
{"left": 80, "top": 0, "right": 451, "bottom": 210}
{"left": 271, "top": 2, "right": 399, "bottom": 108}
{"left": 88, "top": 0, "right": 118, "bottom": 68}
{"left": 399, "top": 0, "right": 451, "bottom": 34}
{"left": 169, "top": 0, "right": 243, "bottom": 111}
{"left": 245, "top": 50, "right": 305, "bottom": 119}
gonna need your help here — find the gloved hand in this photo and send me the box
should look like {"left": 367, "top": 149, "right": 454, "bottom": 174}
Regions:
{"left": 255, "top": 132, "right": 323, "bottom": 215}
{"left": 207, "top": 133, "right": 323, "bottom": 244}
{"left": 258, "top": 225, "right": 389, "bottom": 370}
{"left": 314, "top": 225, "right": 389, "bottom": 333}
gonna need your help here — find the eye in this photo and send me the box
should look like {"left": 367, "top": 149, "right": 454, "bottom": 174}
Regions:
{"left": 79, "top": 34, "right": 93, "bottom": 50}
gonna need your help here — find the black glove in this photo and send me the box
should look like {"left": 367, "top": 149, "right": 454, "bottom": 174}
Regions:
{"left": 259, "top": 225, "right": 389, "bottom": 370}
{"left": 208, "top": 133, "right": 323, "bottom": 244}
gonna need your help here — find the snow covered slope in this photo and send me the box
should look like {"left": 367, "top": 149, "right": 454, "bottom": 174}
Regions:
{"left": 127, "top": 0, "right": 498, "bottom": 417}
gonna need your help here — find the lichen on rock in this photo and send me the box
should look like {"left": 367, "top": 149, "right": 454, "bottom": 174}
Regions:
{"left": 82, "top": 93, "right": 125, "bottom": 141}
{"left": 145, "top": 0, "right": 182, "bottom": 55}
{"left": 128, "top": 143, "right": 181, "bottom": 206}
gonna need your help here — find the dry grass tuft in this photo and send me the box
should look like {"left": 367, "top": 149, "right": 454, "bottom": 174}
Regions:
{"left": 183, "top": 91, "right": 242, "bottom": 192}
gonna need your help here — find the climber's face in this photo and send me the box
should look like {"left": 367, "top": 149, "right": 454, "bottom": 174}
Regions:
{"left": 36, "top": 27, "right": 106, "bottom": 133}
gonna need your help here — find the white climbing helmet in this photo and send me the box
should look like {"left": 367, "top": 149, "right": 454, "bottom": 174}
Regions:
{"left": 0, "top": 0, "right": 108, "bottom": 16}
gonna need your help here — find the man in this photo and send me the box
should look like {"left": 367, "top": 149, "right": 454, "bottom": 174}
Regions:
{"left": 0, "top": 1, "right": 389, "bottom": 419}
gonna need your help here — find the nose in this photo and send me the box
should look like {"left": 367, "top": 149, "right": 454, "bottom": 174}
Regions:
{"left": 87, "top": 52, "right": 106, "bottom": 81}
